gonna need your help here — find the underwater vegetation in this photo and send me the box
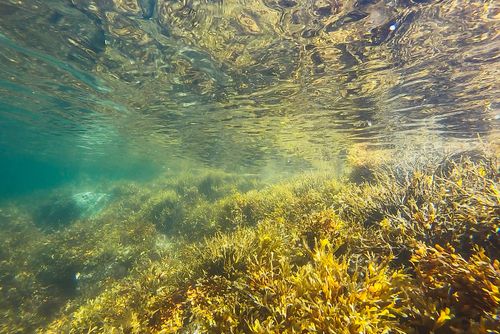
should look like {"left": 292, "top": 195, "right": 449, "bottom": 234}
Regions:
{"left": 0, "top": 151, "right": 498, "bottom": 333}
{"left": 0, "top": 170, "right": 264, "bottom": 333}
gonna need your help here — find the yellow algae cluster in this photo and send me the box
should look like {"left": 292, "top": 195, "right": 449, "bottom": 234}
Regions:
{"left": 0, "top": 151, "right": 499, "bottom": 333}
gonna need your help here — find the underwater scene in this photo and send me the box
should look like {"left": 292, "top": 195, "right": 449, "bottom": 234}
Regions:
{"left": 0, "top": 0, "right": 499, "bottom": 333}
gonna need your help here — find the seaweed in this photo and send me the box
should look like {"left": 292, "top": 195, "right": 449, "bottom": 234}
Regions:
{"left": 0, "top": 151, "right": 498, "bottom": 333}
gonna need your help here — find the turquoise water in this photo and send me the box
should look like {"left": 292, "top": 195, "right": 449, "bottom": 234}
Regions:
{"left": 1, "top": 0, "right": 498, "bottom": 191}
{"left": 0, "top": 150, "right": 162, "bottom": 199}
{"left": 0, "top": 0, "right": 499, "bottom": 332}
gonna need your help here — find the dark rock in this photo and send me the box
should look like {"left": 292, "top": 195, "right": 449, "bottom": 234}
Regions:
{"left": 278, "top": 0, "right": 297, "bottom": 8}
{"left": 139, "top": 0, "right": 156, "bottom": 19}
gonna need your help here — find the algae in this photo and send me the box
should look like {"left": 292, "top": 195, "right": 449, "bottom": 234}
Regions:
{"left": 0, "top": 150, "right": 498, "bottom": 333}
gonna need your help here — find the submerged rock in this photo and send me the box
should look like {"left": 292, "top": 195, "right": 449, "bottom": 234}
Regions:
{"left": 34, "top": 191, "right": 109, "bottom": 230}
{"left": 71, "top": 191, "right": 109, "bottom": 217}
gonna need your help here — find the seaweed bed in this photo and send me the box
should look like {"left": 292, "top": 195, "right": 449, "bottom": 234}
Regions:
{"left": 0, "top": 150, "right": 498, "bottom": 334}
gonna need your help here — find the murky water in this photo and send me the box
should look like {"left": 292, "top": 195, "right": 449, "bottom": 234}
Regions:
{"left": 0, "top": 0, "right": 498, "bottom": 333}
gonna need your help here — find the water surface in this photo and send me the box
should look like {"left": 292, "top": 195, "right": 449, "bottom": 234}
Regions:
{"left": 0, "top": 0, "right": 498, "bottom": 190}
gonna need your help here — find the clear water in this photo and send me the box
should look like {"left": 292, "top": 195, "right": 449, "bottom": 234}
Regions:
{"left": 0, "top": 0, "right": 498, "bottom": 332}
{"left": 1, "top": 0, "right": 498, "bottom": 196}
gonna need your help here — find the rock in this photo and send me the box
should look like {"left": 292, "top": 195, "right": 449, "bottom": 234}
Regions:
{"left": 34, "top": 191, "right": 109, "bottom": 230}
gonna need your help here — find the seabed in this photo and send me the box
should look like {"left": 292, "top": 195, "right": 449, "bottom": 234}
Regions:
{"left": 0, "top": 148, "right": 498, "bottom": 333}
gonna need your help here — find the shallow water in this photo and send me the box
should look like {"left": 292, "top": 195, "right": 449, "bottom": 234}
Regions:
{"left": 0, "top": 0, "right": 499, "bottom": 333}
{"left": 1, "top": 0, "right": 498, "bottom": 190}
